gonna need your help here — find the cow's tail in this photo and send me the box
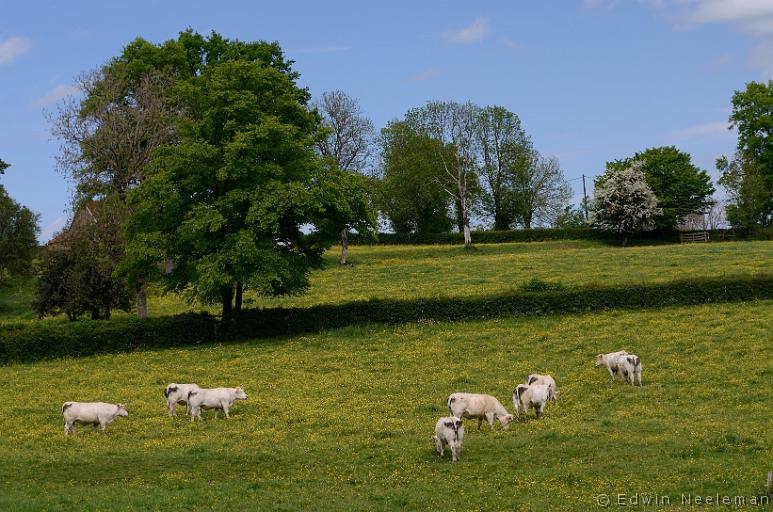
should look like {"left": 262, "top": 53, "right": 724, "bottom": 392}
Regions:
{"left": 62, "top": 402, "right": 73, "bottom": 414}
{"left": 447, "top": 395, "right": 456, "bottom": 415}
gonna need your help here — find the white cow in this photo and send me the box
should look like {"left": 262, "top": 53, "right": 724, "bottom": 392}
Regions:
{"left": 447, "top": 393, "right": 513, "bottom": 431}
{"left": 62, "top": 402, "right": 128, "bottom": 435}
{"left": 164, "top": 383, "right": 200, "bottom": 417}
{"left": 595, "top": 351, "right": 628, "bottom": 380}
{"left": 513, "top": 384, "right": 555, "bottom": 419}
{"left": 619, "top": 354, "right": 643, "bottom": 386}
{"left": 525, "top": 374, "right": 558, "bottom": 402}
{"left": 432, "top": 416, "right": 464, "bottom": 462}
{"left": 188, "top": 387, "right": 247, "bottom": 421}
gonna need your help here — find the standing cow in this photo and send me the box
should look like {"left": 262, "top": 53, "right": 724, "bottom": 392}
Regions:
{"left": 62, "top": 402, "right": 128, "bottom": 435}
{"left": 164, "top": 383, "right": 200, "bottom": 417}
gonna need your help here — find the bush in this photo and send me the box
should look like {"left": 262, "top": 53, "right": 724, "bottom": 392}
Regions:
{"left": 2, "top": 274, "right": 770, "bottom": 364}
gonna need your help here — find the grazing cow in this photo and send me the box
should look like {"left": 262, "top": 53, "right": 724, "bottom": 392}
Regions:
{"left": 525, "top": 374, "right": 558, "bottom": 402}
{"left": 62, "top": 402, "right": 128, "bottom": 435}
{"left": 447, "top": 393, "right": 513, "bottom": 431}
{"left": 513, "top": 384, "right": 555, "bottom": 419}
{"left": 188, "top": 387, "right": 248, "bottom": 421}
{"left": 619, "top": 354, "right": 643, "bottom": 386}
{"left": 595, "top": 351, "right": 628, "bottom": 380}
{"left": 432, "top": 416, "right": 464, "bottom": 462}
{"left": 164, "top": 383, "right": 200, "bottom": 417}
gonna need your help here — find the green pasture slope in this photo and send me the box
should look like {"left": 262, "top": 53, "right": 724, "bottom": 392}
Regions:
{"left": 1, "top": 302, "right": 772, "bottom": 510}
{"left": 0, "top": 240, "right": 771, "bottom": 510}
{"left": 147, "top": 240, "right": 772, "bottom": 316}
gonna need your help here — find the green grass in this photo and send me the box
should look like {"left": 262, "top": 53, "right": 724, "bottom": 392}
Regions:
{"left": 1, "top": 300, "right": 772, "bottom": 510}
{"left": 0, "top": 276, "right": 38, "bottom": 321}
{"left": 151, "top": 240, "right": 773, "bottom": 315}
{"left": 3, "top": 240, "right": 770, "bottom": 322}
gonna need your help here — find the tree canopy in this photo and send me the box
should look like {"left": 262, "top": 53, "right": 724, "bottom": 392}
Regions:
{"left": 376, "top": 121, "right": 453, "bottom": 235}
{"left": 606, "top": 146, "right": 714, "bottom": 229}
{"left": 718, "top": 81, "right": 773, "bottom": 228}
{"left": 0, "top": 160, "right": 39, "bottom": 284}
{"left": 124, "top": 32, "right": 371, "bottom": 321}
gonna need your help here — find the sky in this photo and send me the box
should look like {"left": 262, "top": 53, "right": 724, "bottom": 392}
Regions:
{"left": 2, "top": 0, "right": 771, "bottom": 241}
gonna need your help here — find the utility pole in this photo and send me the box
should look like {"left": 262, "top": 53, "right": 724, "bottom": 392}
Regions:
{"left": 582, "top": 174, "right": 589, "bottom": 221}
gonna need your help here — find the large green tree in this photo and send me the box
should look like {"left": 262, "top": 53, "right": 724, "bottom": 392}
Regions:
{"left": 718, "top": 81, "right": 773, "bottom": 228}
{"left": 376, "top": 121, "right": 453, "bottom": 235}
{"left": 476, "top": 106, "right": 533, "bottom": 230}
{"left": 0, "top": 160, "right": 40, "bottom": 284}
{"left": 125, "top": 41, "right": 370, "bottom": 322}
{"left": 52, "top": 30, "right": 301, "bottom": 318}
{"left": 606, "top": 146, "right": 714, "bottom": 229}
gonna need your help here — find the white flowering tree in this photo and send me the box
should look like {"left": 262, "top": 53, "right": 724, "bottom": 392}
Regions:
{"left": 591, "top": 161, "right": 661, "bottom": 246}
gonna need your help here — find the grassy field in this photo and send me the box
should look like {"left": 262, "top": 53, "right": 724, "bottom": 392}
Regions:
{"left": 1, "top": 300, "right": 772, "bottom": 511}
{"left": 106, "top": 240, "right": 773, "bottom": 318}
{"left": 2, "top": 240, "right": 770, "bottom": 322}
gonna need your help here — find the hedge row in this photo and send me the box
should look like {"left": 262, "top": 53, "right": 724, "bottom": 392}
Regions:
{"left": 350, "top": 227, "right": 773, "bottom": 245}
{"left": 2, "top": 273, "right": 771, "bottom": 364}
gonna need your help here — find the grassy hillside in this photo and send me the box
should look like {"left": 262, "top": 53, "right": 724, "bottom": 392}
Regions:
{"left": 1, "top": 300, "right": 771, "bottom": 510}
{"left": 148, "top": 240, "right": 773, "bottom": 316}
{"left": 2, "top": 240, "right": 770, "bottom": 322}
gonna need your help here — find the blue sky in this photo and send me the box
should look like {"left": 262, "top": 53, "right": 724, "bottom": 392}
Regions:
{"left": 2, "top": 0, "right": 771, "bottom": 240}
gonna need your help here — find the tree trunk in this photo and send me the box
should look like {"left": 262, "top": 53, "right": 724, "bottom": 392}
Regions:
{"left": 454, "top": 197, "right": 465, "bottom": 233}
{"left": 523, "top": 210, "right": 533, "bottom": 229}
{"left": 221, "top": 285, "right": 234, "bottom": 323}
{"left": 235, "top": 282, "right": 243, "bottom": 315}
{"left": 494, "top": 207, "right": 509, "bottom": 231}
{"left": 460, "top": 195, "right": 472, "bottom": 248}
{"left": 340, "top": 227, "right": 349, "bottom": 265}
{"left": 621, "top": 235, "right": 628, "bottom": 247}
{"left": 136, "top": 283, "right": 148, "bottom": 319}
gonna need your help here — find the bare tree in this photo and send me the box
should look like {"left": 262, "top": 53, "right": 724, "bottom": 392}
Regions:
{"left": 678, "top": 200, "right": 726, "bottom": 231}
{"left": 510, "top": 152, "right": 572, "bottom": 229}
{"left": 407, "top": 101, "right": 480, "bottom": 247}
{"left": 50, "top": 68, "right": 176, "bottom": 318}
{"left": 314, "top": 90, "right": 375, "bottom": 264}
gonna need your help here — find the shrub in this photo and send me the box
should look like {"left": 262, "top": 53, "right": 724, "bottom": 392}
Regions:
{"left": 1, "top": 274, "right": 770, "bottom": 364}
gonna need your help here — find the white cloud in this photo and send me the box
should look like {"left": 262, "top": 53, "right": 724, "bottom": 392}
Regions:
{"left": 34, "top": 84, "right": 80, "bottom": 108}
{"left": 500, "top": 36, "right": 522, "bottom": 50}
{"left": 584, "top": 1, "right": 773, "bottom": 76}
{"left": 408, "top": 68, "right": 441, "bottom": 82}
{"left": 0, "top": 37, "right": 32, "bottom": 65}
{"left": 446, "top": 18, "right": 490, "bottom": 44}
{"left": 689, "top": 0, "right": 773, "bottom": 35}
{"left": 748, "top": 41, "right": 773, "bottom": 77}
{"left": 669, "top": 121, "right": 735, "bottom": 139}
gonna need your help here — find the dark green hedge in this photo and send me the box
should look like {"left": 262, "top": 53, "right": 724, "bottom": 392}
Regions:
{"left": 2, "top": 274, "right": 771, "bottom": 364}
{"left": 0, "top": 313, "right": 217, "bottom": 364}
{"left": 349, "top": 227, "right": 773, "bottom": 245}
